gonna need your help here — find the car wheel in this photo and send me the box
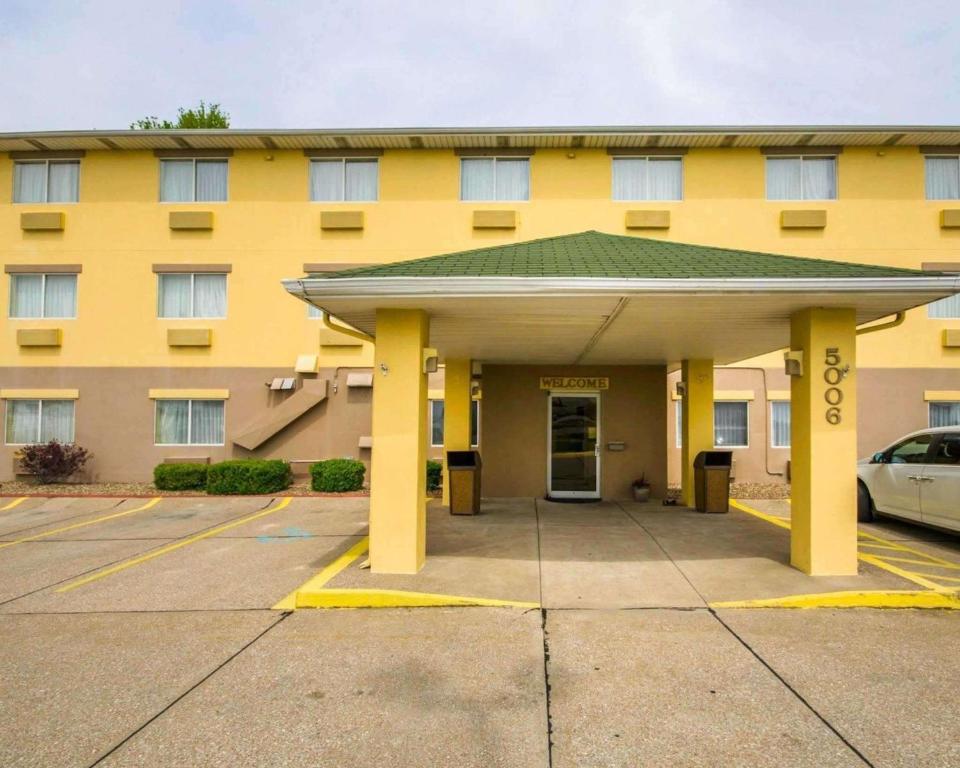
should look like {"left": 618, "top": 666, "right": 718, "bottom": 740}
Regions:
{"left": 857, "top": 482, "right": 874, "bottom": 522}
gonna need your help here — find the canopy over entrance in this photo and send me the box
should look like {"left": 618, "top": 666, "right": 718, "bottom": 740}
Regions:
{"left": 284, "top": 231, "right": 958, "bottom": 366}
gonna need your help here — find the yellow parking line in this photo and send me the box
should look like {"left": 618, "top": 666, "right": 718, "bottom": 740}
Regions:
{"left": 57, "top": 497, "right": 292, "bottom": 593}
{"left": 712, "top": 589, "right": 960, "bottom": 610}
{"left": 857, "top": 529, "right": 960, "bottom": 568}
{"left": 296, "top": 588, "right": 539, "bottom": 610}
{"left": 878, "top": 555, "right": 960, "bottom": 570}
{"left": 1, "top": 497, "right": 29, "bottom": 512}
{"left": 272, "top": 536, "right": 369, "bottom": 610}
{"left": 856, "top": 553, "right": 947, "bottom": 591}
{"left": 914, "top": 573, "right": 960, "bottom": 584}
{"left": 729, "top": 500, "right": 790, "bottom": 530}
{"left": 0, "top": 498, "right": 161, "bottom": 551}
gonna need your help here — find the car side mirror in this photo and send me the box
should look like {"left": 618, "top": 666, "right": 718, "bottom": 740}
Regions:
{"left": 871, "top": 452, "right": 886, "bottom": 464}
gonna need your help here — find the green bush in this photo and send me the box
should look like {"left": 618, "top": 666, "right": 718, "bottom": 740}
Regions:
{"left": 153, "top": 462, "right": 208, "bottom": 491}
{"left": 426, "top": 459, "right": 443, "bottom": 491}
{"left": 206, "top": 459, "right": 292, "bottom": 495}
{"left": 310, "top": 458, "right": 365, "bottom": 492}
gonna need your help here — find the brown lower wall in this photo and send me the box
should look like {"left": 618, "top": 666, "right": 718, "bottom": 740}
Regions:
{"left": 481, "top": 364, "right": 668, "bottom": 499}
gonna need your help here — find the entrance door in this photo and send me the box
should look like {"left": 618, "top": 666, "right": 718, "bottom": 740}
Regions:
{"left": 548, "top": 393, "right": 600, "bottom": 499}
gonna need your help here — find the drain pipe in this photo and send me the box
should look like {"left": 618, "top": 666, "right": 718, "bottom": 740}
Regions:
{"left": 321, "top": 311, "right": 375, "bottom": 345}
{"left": 855, "top": 311, "right": 906, "bottom": 336}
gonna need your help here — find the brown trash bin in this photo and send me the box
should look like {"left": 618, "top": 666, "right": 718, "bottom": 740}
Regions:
{"left": 447, "top": 450, "right": 482, "bottom": 515}
{"left": 693, "top": 450, "right": 733, "bottom": 513}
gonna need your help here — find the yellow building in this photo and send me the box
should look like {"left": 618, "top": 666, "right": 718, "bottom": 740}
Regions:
{"left": 2, "top": 126, "right": 959, "bottom": 573}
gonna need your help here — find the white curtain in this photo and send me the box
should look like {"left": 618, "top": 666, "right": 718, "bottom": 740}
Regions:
{"left": 929, "top": 294, "right": 960, "bottom": 318}
{"left": 802, "top": 157, "right": 836, "bottom": 200}
{"left": 193, "top": 274, "right": 227, "bottom": 317}
{"left": 196, "top": 160, "right": 228, "bottom": 201}
{"left": 310, "top": 161, "right": 343, "bottom": 201}
{"left": 44, "top": 274, "right": 77, "bottom": 317}
{"left": 155, "top": 400, "right": 189, "bottom": 444}
{"left": 6, "top": 400, "right": 40, "bottom": 443}
{"left": 158, "top": 274, "right": 193, "bottom": 317}
{"left": 471, "top": 399, "right": 480, "bottom": 447}
{"left": 14, "top": 163, "right": 46, "bottom": 203}
{"left": 40, "top": 400, "right": 75, "bottom": 442}
{"left": 714, "top": 402, "right": 748, "bottom": 447}
{"left": 191, "top": 400, "right": 225, "bottom": 444}
{"left": 926, "top": 157, "right": 960, "bottom": 200}
{"left": 930, "top": 402, "right": 960, "bottom": 427}
{"left": 344, "top": 160, "right": 378, "bottom": 201}
{"left": 612, "top": 158, "right": 645, "bottom": 200}
{"left": 460, "top": 158, "right": 495, "bottom": 200}
{"left": 766, "top": 157, "right": 801, "bottom": 199}
{"left": 648, "top": 158, "right": 682, "bottom": 200}
{"left": 771, "top": 401, "right": 791, "bottom": 447}
{"left": 307, "top": 304, "right": 323, "bottom": 318}
{"left": 430, "top": 400, "right": 444, "bottom": 445}
{"left": 495, "top": 159, "right": 529, "bottom": 201}
{"left": 10, "top": 274, "right": 43, "bottom": 318}
{"left": 160, "top": 160, "right": 194, "bottom": 202}
{"left": 47, "top": 162, "right": 79, "bottom": 202}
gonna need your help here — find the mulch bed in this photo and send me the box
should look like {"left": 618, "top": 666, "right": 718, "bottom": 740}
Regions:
{"left": 0, "top": 480, "right": 370, "bottom": 498}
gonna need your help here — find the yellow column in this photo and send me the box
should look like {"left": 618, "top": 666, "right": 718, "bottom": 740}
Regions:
{"left": 680, "top": 359, "right": 714, "bottom": 508}
{"left": 441, "top": 358, "right": 473, "bottom": 506}
{"left": 369, "top": 309, "right": 429, "bottom": 574}
{"left": 790, "top": 307, "right": 858, "bottom": 575}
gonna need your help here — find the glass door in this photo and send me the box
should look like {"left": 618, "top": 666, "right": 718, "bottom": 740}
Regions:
{"left": 548, "top": 394, "right": 600, "bottom": 499}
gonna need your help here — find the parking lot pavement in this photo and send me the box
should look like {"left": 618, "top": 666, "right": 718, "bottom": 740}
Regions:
{"left": 0, "top": 497, "right": 137, "bottom": 538}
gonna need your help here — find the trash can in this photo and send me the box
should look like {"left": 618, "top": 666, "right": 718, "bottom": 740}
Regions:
{"left": 693, "top": 450, "right": 733, "bottom": 514}
{"left": 447, "top": 450, "right": 482, "bottom": 516}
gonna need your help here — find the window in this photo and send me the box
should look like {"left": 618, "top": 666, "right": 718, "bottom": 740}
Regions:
{"left": 157, "top": 273, "right": 227, "bottom": 318}
{"left": 159, "top": 159, "right": 228, "bottom": 202}
{"left": 925, "top": 156, "right": 960, "bottom": 200}
{"left": 675, "top": 402, "right": 682, "bottom": 448}
{"left": 310, "top": 159, "right": 378, "bottom": 201}
{"left": 9, "top": 273, "right": 77, "bottom": 318}
{"left": 429, "top": 399, "right": 481, "bottom": 447}
{"left": 612, "top": 157, "right": 682, "bottom": 200}
{"left": 886, "top": 434, "right": 933, "bottom": 464}
{"left": 155, "top": 399, "right": 225, "bottom": 445}
{"left": 471, "top": 399, "right": 480, "bottom": 448}
{"left": 460, "top": 157, "right": 529, "bottom": 201}
{"left": 13, "top": 160, "right": 80, "bottom": 203}
{"left": 5, "top": 400, "right": 75, "bottom": 444}
{"left": 307, "top": 304, "right": 323, "bottom": 319}
{"left": 930, "top": 433, "right": 960, "bottom": 465}
{"left": 930, "top": 402, "right": 960, "bottom": 428}
{"left": 714, "top": 401, "right": 748, "bottom": 448}
{"left": 928, "top": 294, "right": 960, "bottom": 319}
{"left": 766, "top": 156, "right": 837, "bottom": 200}
{"left": 771, "top": 401, "right": 791, "bottom": 448}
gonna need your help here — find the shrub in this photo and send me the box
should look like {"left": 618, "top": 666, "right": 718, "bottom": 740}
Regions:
{"left": 206, "top": 459, "right": 292, "bottom": 495}
{"left": 310, "top": 458, "right": 365, "bottom": 492}
{"left": 16, "top": 440, "right": 91, "bottom": 483}
{"left": 426, "top": 459, "right": 443, "bottom": 491}
{"left": 154, "top": 463, "right": 208, "bottom": 491}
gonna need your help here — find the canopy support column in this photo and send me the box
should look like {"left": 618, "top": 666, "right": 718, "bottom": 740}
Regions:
{"left": 369, "top": 309, "right": 429, "bottom": 574}
{"left": 680, "top": 359, "right": 714, "bottom": 508}
{"left": 441, "top": 359, "right": 473, "bottom": 507}
{"left": 790, "top": 307, "right": 859, "bottom": 575}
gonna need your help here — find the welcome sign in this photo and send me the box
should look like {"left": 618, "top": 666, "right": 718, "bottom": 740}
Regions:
{"left": 539, "top": 376, "right": 610, "bottom": 390}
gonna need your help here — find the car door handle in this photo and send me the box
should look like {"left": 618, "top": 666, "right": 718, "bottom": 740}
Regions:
{"left": 907, "top": 475, "right": 921, "bottom": 481}
{"left": 919, "top": 476, "right": 934, "bottom": 482}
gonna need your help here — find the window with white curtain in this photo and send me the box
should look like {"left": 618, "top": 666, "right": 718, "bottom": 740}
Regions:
{"left": 925, "top": 156, "right": 960, "bottom": 200}
{"left": 714, "top": 401, "right": 749, "bottom": 448}
{"left": 428, "top": 399, "right": 481, "bottom": 447}
{"left": 159, "top": 159, "right": 228, "bottom": 202}
{"left": 771, "top": 401, "right": 791, "bottom": 448}
{"left": 309, "top": 159, "right": 379, "bottom": 201}
{"left": 928, "top": 293, "right": 960, "bottom": 318}
{"left": 9, "top": 273, "right": 77, "bottom": 318}
{"left": 612, "top": 157, "right": 683, "bottom": 200}
{"left": 5, "top": 399, "right": 75, "bottom": 444}
{"left": 766, "top": 156, "right": 837, "bottom": 200}
{"left": 157, "top": 273, "right": 227, "bottom": 318}
{"left": 155, "top": 399, "right": 225, "bottom": 445}
{"left": 307, "top": 304, "right": 323, "bottom": 318}
{"left": 675, "top": 402, "right": 683, "bottom": 448}
{"left": 13, "top": 161, "right": 80, "bottom": 203}
{"left": 460, "top": 157, "right": 530, "bottom": 201}
{"left": 930, "top": 402, "right": 960, "bottom": 428}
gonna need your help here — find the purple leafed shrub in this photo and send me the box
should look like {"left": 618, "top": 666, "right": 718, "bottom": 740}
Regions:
{"left": 17, "top": 440, "right": 91, "bottom": 483}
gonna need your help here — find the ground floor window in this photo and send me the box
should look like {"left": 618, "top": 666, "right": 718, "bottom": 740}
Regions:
{"left": 429, "top": 399, "right": 480, "bottom": 448}
{"left": 770, "top": 401, "right": 791, "bottom": 448}
{"left": 714, "top": 401, "right": 748, "bottom": 448}
{"left": 4, "top": 399, "right": 75, "bottom": 444}
{"left": 930, "top": 401, "right": 960, "bottom": 428}
{"left": 675, "top": 402, "right": 682, "bottom": 447}
{"left": 155, "top": 399, "right": 225, "bottom": 445}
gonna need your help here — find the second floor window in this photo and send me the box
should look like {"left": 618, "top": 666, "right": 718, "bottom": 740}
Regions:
{"left": 766, "top": 155, "right": 837, "bottom": 200}
{"left": 14, "top": 160, "right": 80, "bottom": 203}
{"left": 612, "top": 157, "right": 682, "bottom": 200}
{"left": 310, "top": 159, "right": 378, "bottom": 201}
{"left": 158, "top": 273, "right": 227, "bottom": 318}
{"left": 925, "top": 156, "right": 960, "bottom": 200}
{"left": 460, "top": 157, "right": 529, "bottom": 201}
{"left": 160, "top": 159, "right": 228, "bottom": 202}
{"left": 9, "top": 273, "right": 77, "bottom": 318}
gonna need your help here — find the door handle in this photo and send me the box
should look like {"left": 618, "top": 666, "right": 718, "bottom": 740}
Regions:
{"left": 919, "top": 476, "right": 934, "bottom": 482}
{"left": 907, "top": 475, "right": 921, "bottom": 481}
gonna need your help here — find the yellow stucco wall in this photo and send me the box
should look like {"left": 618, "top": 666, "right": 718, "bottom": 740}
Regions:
{"left": 2, "top": 146, "right": 958, "bottom": 369}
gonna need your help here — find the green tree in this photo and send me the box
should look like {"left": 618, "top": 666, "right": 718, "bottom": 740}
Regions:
{"left": 131, "top": 101, "right": 230, "bottom": 129}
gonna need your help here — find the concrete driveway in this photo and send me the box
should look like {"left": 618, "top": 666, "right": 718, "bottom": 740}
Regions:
{"left": 0, "top": 494, "right": 958, "bottom": 767}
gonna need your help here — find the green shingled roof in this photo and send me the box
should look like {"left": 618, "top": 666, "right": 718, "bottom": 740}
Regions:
{"left": 317, "top": 231, "right": 931, "bottom": 280}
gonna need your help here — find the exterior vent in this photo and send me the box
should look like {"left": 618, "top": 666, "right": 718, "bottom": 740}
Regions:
{"left": 320, "top": 211, "right": 364, "bottom": 230}
{"left": 780, "top": 210, "right": 827, "bottom": 229}
{"left": 21, "top": 212, "right": 65, "bottom": 231}
{"left": 167, "top": 328, "right": 212, "bottom": 347}
{"left": 346, "top": 372, "right": 374, "bottom": 388}
{"left": 169, "top": 211, "right": 214, "bottom": 230}
{"left": 625, "top": 210, "right": 670, "bottom": 229}
{"left": 943, "top": 329, "right": 960, "bottom": 348}
{"left": 17, "top": 328, "right": 62, "bottom": 347}
{"left": 940, "top": 210, "right": 960, "bottom": 229}
{"left": 472, "top": 210, "right": 517, "bottom": 229}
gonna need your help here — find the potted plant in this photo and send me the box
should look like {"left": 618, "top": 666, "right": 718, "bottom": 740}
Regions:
{"left": 632, "top": 474, "right": 651, "bottom": 502}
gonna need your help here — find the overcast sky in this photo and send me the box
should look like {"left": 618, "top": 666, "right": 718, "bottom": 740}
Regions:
{"left": 2, "top": 0, "right": 958, "bottom": 132}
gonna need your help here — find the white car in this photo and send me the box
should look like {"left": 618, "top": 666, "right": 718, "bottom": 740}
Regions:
{"left": 857, "top": 426, "right": 960, "bottom": 532}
